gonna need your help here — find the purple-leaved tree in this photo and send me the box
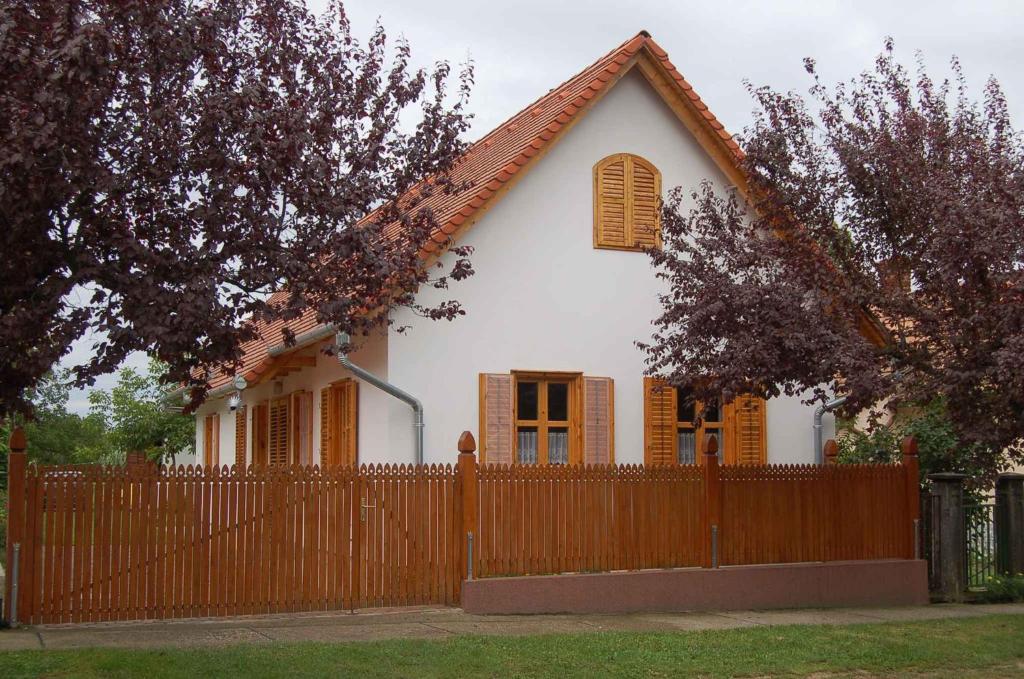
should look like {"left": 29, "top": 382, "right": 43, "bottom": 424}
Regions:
{"left": 0, "top": 0, "right": 474, "bottom": 415}
{"left": 643, "top": 41, "right": 1023, "bottom": 477}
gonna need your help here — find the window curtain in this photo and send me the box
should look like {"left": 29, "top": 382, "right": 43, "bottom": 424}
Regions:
{"left": 548, "top": 430, "right": 569, "bottom": 464}
{"left": 517, "top": 429, "right": 538, "bottom": 464}
{"left": 677, "top": 430, "right": 696, "bottom": 465}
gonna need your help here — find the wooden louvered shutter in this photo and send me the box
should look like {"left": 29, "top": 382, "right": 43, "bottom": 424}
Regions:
{"left": 234, "top": 406, "right": 247, "bottom": 468}
{"left": 319, "top": 388, "right": 330, "bottom": 463}
{"left": 727, "top": 395, "right": 766, "bottom": 465}
{"left": 291, "top": 391, "right": 313, "bottom": 466}
{"left": 203, "top": 413, "right": 220, "bottom": 467}
{"left": 253, "top": 402, "right": 269, "bottom": 466}
{"left": 268, "top": 396, "right": 290, "bottom": 465}
{"left": 479, "top": 373, "right": 513, "bottom": 465}
{"left": 336, "top": 380, "right": 358, "bottom": 466}
{"left": 595, "top": 154, "right": 661, "bottom": 250}
{"left": 631, "top": 157, "right": 661, "bottom": 249}
{"left": 213, "top": 413, "right": 220, "bottom": 465}
{"left": 203, "top": 414, "right": 214, "bottom": 467}
{"left": 583, "top": 376, "right": 614, "bottom": 465}
{"left": 320, "top": 380, "right": 358, "bottom": 466}
{"left": 204, "top": 413, "right": 212, "bottom": 467}
{"left": 594, "top": 155, "right": 629, "bottom": 248}
{"left": 644, "top": 377, "right": 677, "bottom": 465}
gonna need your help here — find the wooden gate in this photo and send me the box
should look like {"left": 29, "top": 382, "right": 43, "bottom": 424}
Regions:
{"left": 2, "top": 453, "right": 461, "bottom": 624}
{"left": 355, "top": 464, "right": 461, "bottom": 609}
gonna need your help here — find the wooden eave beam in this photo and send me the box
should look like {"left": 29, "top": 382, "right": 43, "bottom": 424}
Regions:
{"left": 279, "top": 355, "right": 316, "bottom": 369}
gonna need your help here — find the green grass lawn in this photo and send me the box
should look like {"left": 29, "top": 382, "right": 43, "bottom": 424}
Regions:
{"left": 3, "top": 614, "right": 1023, "bottom": 678}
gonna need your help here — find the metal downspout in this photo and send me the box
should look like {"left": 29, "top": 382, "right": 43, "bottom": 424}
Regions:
{"left": 813, "top": 396, "right": 848, "bottom": 464}
{"left": 335, "top": 332, "right": 424, "bottom": 466}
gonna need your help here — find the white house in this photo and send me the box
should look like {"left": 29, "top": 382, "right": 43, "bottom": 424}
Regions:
{"left": 190, "top": 31, "right": 837, "bottom": 470}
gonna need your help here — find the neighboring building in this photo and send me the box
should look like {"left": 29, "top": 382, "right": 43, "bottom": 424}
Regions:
{"left": 189, "top": 31, "right": 837, "bottom": 470}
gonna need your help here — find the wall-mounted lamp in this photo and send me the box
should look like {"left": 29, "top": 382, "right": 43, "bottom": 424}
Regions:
{"left": 228, "top": 375, "right": 248, "bottom": 412}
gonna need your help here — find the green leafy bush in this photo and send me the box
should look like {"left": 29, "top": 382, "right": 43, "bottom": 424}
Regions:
{"left": 973, "top": 574, "right": 1024, "bottom": 603}
{"left": 836, "top": 398, "right": 997, "bottom": 496}
{"left": 1, "top": 362, "right": 195, "bottom": 469}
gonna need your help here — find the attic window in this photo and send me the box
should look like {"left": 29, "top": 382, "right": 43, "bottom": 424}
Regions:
{"left": 593, "top": 153, "right": 661, "bottom": 251}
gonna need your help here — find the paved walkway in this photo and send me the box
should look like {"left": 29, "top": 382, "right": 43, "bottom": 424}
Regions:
{"left": 1, "top": 603, "right": 1022, "bottom": 651}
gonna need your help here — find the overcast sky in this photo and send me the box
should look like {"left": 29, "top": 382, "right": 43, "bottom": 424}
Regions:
{"left": 62, "top": 0, "right": 1023, "bottom": 414}
{"left": 332, "top": 0, "right": 1024, "bottom": 138}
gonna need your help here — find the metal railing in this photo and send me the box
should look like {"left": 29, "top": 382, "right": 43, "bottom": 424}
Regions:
{"left": 964, "top": 503, "right": 997, "bottom": 589}
{"left": 921, "top": 494, "right": 940, "bottom": 591}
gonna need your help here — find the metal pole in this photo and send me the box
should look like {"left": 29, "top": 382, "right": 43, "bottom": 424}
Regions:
{"left": 913, "top": 519, "right": 921, "bottom": 560}
{"left": 10, "top": 543, "right": 20, "bottom": 625}
{"left": 467, "top": 531, "right": 474, "bottom": 580}
{"left": 711, "top": 526, "right": 719, "bottom": 569}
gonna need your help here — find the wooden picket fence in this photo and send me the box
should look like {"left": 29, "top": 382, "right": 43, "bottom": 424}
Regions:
{"left": 475, "top": 465, "right": 706, "bottom": 577}
{"left": 3, "top": 454, "right": 460, "bottom": 624}
{"left": 718, "top": 464, "right": 915, "bottom": 566}
{"left": 3, "top": 430, "right": 920, "bottom": 625}
{"left": 471, "top": 438, "right": 919, "bottom": 577}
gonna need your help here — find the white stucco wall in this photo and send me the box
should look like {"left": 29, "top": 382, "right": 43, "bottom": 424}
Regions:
{"left": 766, "top": 389, "right": 835, "bottom": 465}
{"left": 385, "top": 69, "right": 834, "bottom": 465}
{"left": 196, "top": 68, "right": 835, "bottom": 467}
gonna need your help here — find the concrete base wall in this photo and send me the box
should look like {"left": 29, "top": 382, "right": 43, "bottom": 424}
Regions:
{"left": 461, "top": 560, "right": 929, "bottom": 615}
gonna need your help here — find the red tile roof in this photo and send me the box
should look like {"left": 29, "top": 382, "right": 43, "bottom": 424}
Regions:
{"left": 202, "top": 30, "right": 742, "bottom": 392}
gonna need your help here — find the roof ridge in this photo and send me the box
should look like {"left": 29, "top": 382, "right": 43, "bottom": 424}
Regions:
{"left": 463, "top": 31, "right": 649, "bottom": 150}
{"left": 200, "top": 31, "right": 748, "bottom": 393}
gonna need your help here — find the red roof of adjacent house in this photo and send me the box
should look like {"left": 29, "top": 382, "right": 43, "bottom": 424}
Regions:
{"left": 202, "top": 30, "right": 743, "bottom": 393}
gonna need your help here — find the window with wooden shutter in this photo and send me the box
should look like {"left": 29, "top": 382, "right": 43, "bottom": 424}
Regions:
{"left": 512, "top": 373, "right": 580, "bottom": 465}
{"left": 320, "top": 379, "right": 358, "bottom": 466}
{"left": 268, "top": 396, "right": 290, "bottom": 466}
{"left": 583, "top": 376, "right": 614, "bottom": 465}
{"left": 234, "top": 406, "right": 247, "bottom": 468}
{"left": 203, "top": 413, "right": 220, "bottom": 468}
{"left": 594, "top": 153, "right": 661, "bottom": 251}
{"left": 481, "top": 372, "right": 615, "bottom": 466}
{"left": 479, "top": 373, "right": 513, "bottom": 465}
{"left": 645, "top": 378, "right": 768, "bottom": 466}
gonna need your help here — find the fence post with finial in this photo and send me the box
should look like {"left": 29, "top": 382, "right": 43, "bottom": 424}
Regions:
{"left": 457, "top": 431, "right": 478, "bottom": 581}
{"left": 901, "top": 436, "right": 921, "bottom": 559}
{"left": 703, "top": 434, "right": 721, "bottom": 568}
{"left": 824, "top": 439, "right": 838, "bottom": 465}
{"left": 5, "top": 426, "right": 28, "bottom": 623}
